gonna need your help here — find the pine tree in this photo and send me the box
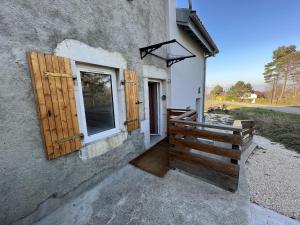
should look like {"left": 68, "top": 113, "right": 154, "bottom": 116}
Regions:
{"left": 289, "top": 52, "right": 300, "bottom": 97}
{"left": 272, "top": 45, "right": 296, "bottom": 100}
{"left": 263, "top": 45, "right": 300, "bottom": 103}
{"left": 263, "top": 62, "right": 279, "bottom": 104}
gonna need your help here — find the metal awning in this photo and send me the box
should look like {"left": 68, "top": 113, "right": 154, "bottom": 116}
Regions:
{"left": 139, "top": 39, "right": 196, "bottom": 67}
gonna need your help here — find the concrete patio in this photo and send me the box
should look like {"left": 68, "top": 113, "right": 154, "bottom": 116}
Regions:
{"left": 23, "top": 126, "right": 300, "bottom": 225}
{"left": 32, "top": 164, "right": 251, "bottom": 225}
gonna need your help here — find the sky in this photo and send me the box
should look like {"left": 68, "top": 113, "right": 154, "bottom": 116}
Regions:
{"left": 176, "top": 0, "right": 300, "bottom": 91}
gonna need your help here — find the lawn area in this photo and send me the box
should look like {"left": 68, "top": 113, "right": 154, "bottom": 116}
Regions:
{"left": 231, "top": 107, "right": 300, "bottom": 153}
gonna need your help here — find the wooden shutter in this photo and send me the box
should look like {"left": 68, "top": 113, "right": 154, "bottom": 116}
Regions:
{"left": 27, "top": 51, "right": 82, "bottom": 159}
{"left": 124, "top": 70, "right": 140, "bottom": 131}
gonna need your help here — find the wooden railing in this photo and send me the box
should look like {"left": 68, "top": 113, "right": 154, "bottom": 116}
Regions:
{"left": 167, "top": 108, "right": 254, "bottom": 192}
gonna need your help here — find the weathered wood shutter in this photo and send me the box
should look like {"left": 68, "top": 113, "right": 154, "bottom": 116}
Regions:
{"left": 27, "top": 52, "right": 82, "bottom": 159}
{"left": 124, "top": 70, "right": 140, "bottom": 131}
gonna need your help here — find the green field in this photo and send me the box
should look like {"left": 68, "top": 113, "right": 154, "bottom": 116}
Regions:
{"left": 231, "top": 107, "right": 300, "bottom": 153}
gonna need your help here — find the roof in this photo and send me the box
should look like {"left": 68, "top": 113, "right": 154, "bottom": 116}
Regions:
{"left": 176, "top": 8, "right": 219, "bottom": 56}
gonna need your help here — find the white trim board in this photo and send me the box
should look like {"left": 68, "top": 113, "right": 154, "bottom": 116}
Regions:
{"left": 142, "top": 65, "right": 168, "bottom": 79}
{"left": 55, "top": 39, "right": 127, "bottom": 69}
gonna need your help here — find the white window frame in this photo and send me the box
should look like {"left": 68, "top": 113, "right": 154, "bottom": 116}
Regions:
{"left": 75, "top": 64, "right": 120, "bottom": 144}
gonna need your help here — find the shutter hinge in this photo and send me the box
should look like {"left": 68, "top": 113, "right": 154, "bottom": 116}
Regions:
{"left": 56, "top": 133, "right": 84, "bottom": 145}
{"left": 124, "top": 119, "right": 139, "bottom": 125}
{"left": 44, "top": 72, "right": 77, "bottom": 80}
{"left": 121, "top": 80, "right": 136, "bottom": 85}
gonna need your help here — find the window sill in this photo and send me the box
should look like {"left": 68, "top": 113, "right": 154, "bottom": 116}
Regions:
{"left": 79, "top": 129, "right": 127, "bottom": 160}
{"left": 83, "top": 128, "right": 122, "bottom": 144}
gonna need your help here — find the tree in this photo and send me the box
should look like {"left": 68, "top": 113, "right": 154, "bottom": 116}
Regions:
{"left": 272, "top": 45, "right": 297, "bottom": 100}
{"left": 263, "top": 45, "right": 300, "bottom": 103}
{"left": 289, "top": 52, "right": 300, "bottom": 97}
{"left": 263, "top": 61, "right": 279, "bottom": 104}
{"left": 227, "top": 81, "right": 253, "bottom": 98}
{"left": 210, "top": 85, "right": 224, "bottom": 97}
{"left": 81, "top": 73, "right": 111, "bottom": 107}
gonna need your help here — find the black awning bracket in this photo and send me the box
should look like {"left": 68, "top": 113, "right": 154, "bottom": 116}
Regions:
{"left": 167, "top": 58, "right": 184, "bottom": 67}
{"left": 140, "top": 39, "right": 176, "bottom": 59}
{"left": 139, "top": 39, "right": 196, "bottom": 67}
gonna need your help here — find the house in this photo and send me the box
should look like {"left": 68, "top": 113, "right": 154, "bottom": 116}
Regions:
{"left": 168, "top": 0, "right": 219, "bottom": 122}
{"left": 0, "top": 1, "right": 219, "bottom": 225}
{"left": 254, "top": 90, "right": 265, "bottom": 98}
{"left": 241, "top": 93, "right": 258, "bottom": 103}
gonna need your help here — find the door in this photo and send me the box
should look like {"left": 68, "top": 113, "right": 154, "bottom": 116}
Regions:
{"left": 148, "top": 82, "right": 159, "bottom": 134}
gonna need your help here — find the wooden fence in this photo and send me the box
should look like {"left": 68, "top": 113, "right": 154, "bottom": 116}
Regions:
{"left": 167, "top": 108, "right": 254, "bottom": 192}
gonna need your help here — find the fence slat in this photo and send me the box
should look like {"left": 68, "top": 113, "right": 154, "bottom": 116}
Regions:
{"left": 169, "top": 148, "right": 240, "bottom": 176}
{"left": 170, "top": 120, "right": 243, "bottom": 132}
{"left": 169, "top": 137, "right": 241, "bottom": 160}
{"left": 169, "top": 125, "right": 242, "bottom": 145}
{"left": 171, "top": 110, "right": 197, "bottom": 121}
{"left": 170, "top": 158, "right": 238, "bottom": 192}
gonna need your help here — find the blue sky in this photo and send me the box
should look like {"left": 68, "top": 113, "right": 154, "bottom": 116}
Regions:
{"left": 176, "top": 0, "right": 300, "bottom": 90}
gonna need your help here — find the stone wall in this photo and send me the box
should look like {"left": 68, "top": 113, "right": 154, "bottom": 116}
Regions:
{"left": 0, "top": 1, "right": 169, "bottom": 224}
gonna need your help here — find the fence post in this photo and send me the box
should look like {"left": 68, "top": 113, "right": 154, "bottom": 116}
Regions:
{"left": 231, "top": 129, "right": 240, "bottom": 164}
{"left": 167, "top": 109, "right": 170, "bottom": 143}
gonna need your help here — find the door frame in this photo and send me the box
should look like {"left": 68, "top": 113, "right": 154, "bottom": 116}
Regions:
{"left": 143, "top": 78, "right": 165, "bottom": 148}
{"left": 148, "top": 80, "right": 161, "bottom": 135}
{"left": 140, "top": 65, "right": 169, "bottom": 149}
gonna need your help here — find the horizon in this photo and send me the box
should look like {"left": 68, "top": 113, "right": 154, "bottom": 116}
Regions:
{"left": 176, "top": 0, "right": 300, "bottom": 91}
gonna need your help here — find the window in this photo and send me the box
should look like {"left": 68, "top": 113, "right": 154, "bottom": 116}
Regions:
{"left": 76, "top": 65, "right": 119, "bottom": 143}
{"left": 81, "top": 72, "right": 115, "bottom": 135}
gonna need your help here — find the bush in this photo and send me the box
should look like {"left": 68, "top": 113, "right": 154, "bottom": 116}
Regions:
{"left": 215, "top": 95, "right": 239, "bottom": 101}
{"left": 255, "top": 98, "right": 270, "bottom": 104}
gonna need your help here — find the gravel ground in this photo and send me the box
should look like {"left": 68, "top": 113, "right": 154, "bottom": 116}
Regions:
{"left": 205, "top": 113, "right": 234, "bottom": 125}
{"left": 246, "top": 135, "right": 300, "bottom": 220}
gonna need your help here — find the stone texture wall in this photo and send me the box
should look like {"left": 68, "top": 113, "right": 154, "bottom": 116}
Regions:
{"left": 0, "top": 1, "right": 168, "bottom": 224}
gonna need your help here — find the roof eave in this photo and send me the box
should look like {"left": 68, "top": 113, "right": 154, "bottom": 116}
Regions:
{"left": 176, "top": 8, "right": 219, "bottom": 56}
{"left": 189, "top": 13, "right": 219, "bottom": 55}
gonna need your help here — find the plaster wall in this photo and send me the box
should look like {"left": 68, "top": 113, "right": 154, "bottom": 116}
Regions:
{"left": 0, "top": 1, "right": 169, "bottom": 224}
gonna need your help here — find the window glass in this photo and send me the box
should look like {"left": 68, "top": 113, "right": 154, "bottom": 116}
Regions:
{"left": 80, "top": 71, "right": 115, "bottom": 135}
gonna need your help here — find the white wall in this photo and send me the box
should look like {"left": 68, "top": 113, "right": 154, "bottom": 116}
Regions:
{"left": 168, "top": 0, "right": 206, "bottom": 120}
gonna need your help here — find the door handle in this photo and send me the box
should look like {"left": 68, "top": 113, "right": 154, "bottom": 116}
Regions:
{"left": 136, "top": 101, "right": 143, "bottom": 104}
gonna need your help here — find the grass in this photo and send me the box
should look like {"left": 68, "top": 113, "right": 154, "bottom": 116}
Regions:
{"left": 205, "top": 100, "right": 246, "bottom": 113}
{"left": 205, "top": 100, "right": 300, "bottom": 111}
{"left": 231, "top": 107, "right": 300, "bottom": 153}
